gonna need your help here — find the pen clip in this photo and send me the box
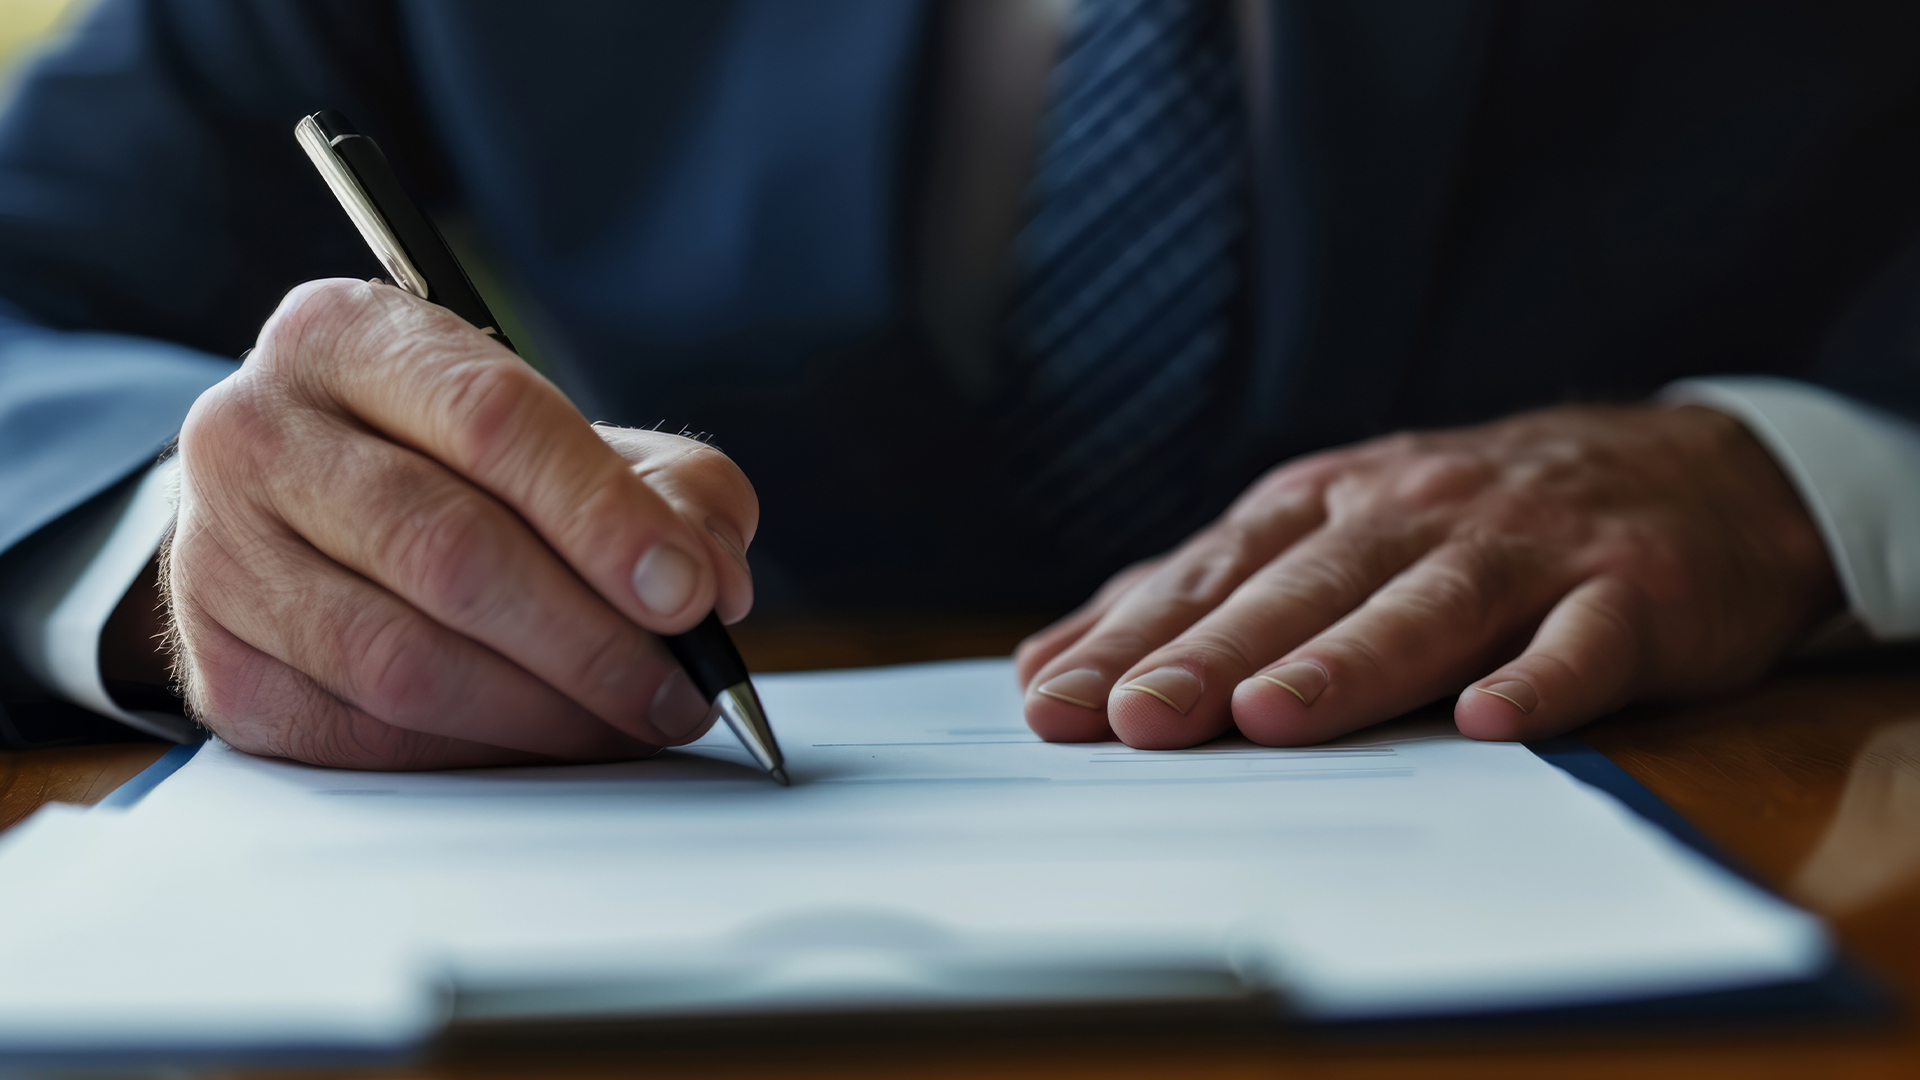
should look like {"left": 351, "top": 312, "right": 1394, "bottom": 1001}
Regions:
{"left": 295, "top": 114, "right": 432, "bottom": 301}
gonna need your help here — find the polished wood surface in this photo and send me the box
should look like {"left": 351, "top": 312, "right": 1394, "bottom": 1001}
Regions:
{"left": 0, "top": 740, "right": 172, "bottom": 831}
{"left": 4, "top": 618, "right": 1918, "bottom": 1078}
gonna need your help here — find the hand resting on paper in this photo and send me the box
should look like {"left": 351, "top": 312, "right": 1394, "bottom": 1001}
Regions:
{"left": 1017, "top": 405, "right": 1842, "bottom": 748}
{"left": 157, "top": 279, "right": 758, "bottom": 769}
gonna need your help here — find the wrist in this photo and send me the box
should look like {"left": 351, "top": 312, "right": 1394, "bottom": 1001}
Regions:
{"left": 1669, "top": 402, "right": 1844, "bottom": 636}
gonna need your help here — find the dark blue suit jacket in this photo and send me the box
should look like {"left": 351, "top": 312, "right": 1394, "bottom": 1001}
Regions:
{"left": 5, "top": 0, "right": 1920, "bottom": 647}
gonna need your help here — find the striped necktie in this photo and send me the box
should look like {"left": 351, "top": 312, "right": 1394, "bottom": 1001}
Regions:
{"left": 1000, "top": 0, "right": 1249, "bottom": 560}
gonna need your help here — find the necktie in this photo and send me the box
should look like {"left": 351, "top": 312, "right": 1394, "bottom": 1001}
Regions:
{"left": 1000, "top": 0, "right": 1249, "bottom": 560}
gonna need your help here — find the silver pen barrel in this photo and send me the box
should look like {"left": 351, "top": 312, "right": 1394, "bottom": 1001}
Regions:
{"left": 714, "top": 680, "right": 788, "bottom": 785}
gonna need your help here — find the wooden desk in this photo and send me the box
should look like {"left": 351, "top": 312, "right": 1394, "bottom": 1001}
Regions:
{"left": 5, "top": 618, "right": 1917, "bottom": 1079}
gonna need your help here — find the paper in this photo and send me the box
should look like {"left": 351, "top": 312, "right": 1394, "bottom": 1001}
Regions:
{"left": 0, "top": 659, "right": 1827, "bottom": 1055}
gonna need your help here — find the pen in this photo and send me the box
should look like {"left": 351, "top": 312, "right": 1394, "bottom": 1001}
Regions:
{"left": 294, "top": 110, "right": 788, "bottom": 786}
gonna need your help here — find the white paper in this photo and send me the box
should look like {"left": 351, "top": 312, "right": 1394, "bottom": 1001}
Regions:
{"left": 0, "top": 659, "right": 1827, "bottom": 1055}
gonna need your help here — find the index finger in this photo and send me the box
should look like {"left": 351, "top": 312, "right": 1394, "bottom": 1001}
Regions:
{"left": 257, "top": 279, "right": 727, "bottom": 635}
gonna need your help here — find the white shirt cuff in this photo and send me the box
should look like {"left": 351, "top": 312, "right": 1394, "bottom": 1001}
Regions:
{"left": 1662, "top": 376, "right": 1920, "bottom": 641}
{"left": 1, "top": 456, "right": 195, "bottom": 741}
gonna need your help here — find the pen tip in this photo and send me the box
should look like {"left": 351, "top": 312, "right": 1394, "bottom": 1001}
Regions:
{"left": 770, "top": 766, "right": 791, "bottom": 787}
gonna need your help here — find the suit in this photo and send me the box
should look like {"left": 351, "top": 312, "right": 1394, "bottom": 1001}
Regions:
{"left": 3, "top": 0, "right": 1919, "bottom": 719}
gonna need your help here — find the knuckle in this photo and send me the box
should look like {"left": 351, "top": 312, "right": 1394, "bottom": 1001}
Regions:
{"left": 676, "top": 443, "right": 760, "bottom": 527}
{"left": 549, "top": 466, "right": 632, "bottom": 554}
{"left": 1359, "top": 431, "right": 1423, "bottom": 464}
{"left": 629, "top": 435, "right": 762, "bottom": 531}
{"left": 1276, "top": 542, "right": 1394, "bottom": 608}
{"left": 257, "top": 279, "right": 376, "bottom": 369}
{"left": 1071, "top": 624, "right": 1162, "bottom": 668}
{"left": 1310, "top": 635, "right": 1388, "bottom": 688}
{"left": 167, "top": 519, "right": 280, "bottom": 616}
{"left": 437, "top": 359, "right": 539, "bottom": 476}
{"left": 564, "top": 627, "right": 653, "bottom": 706}
{"left": 1381, "top": 564, "right": 1487, "bottom": 628}
{"left": 1604, "top": 524, "right": 1691, "bottom": 602}
{"left": 1391, "top": 453, "right": 1491, "bottom": 509}
{"left": 1315, "top": 552, "right": 1379, "bottom": 600}
{"left": 1174, "top": 632, "right": 1259, "bottom": 676}
{"left": 1570, "top": 584, "right": 1645, "bottom": 655}
{"left": 1158, "top": 534, "right": 1256, "bottom": 606}
{"left": 179, "top": 377, "right": 279, "bottom": 478}
{"left": 1428, "top": 538, "right": 1529, "bottom": 613}
{"left": 1016, "top": 616, "right": 1100, "bottom": 680}
{"left": 353, "top": 613, "right": 454, "bottom": 724}
{"left": 387, "top": 491, "right": 507, "bottom": 624}
{"left": 164, "top": 519, "right": 225, "bottom": 590}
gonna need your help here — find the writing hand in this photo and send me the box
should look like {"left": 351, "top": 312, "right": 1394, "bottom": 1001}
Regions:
{"left": 166, "top": 279, "right": 757, "bottom": 768}
{"left": 1017, "top": 405, "right": 1840, "bottom": 747}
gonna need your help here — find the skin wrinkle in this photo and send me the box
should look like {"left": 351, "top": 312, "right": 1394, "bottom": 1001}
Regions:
{"left": 286, "top": 285, "right": 419, "bottom": 417}
{"left": 252, "top": 405, "right": 683, "bottom": 738}
{"left": 437, "top": 358, "right": 549, "bottom": 487}
{"left": 1172, "top": 628, "right": 1259, "bottom": 679}
{"left": 615, "top": 434, "right": 762, "bottom": 615}
{"left": 1027, "top": 403, "right": 1842, "bottom": 750}
{"left": 345, "top": 594, "right": 440, "bottom": 724}
{"left": 389, "top": 486, "right": 508, "bottom": 629}
{"left": 1162, "top": 540, "right": 1251, "bottom": 607}
{"left": 174, "top": 406, "right": 646, "bottom": 762}
{"left": 163, "top": 278, "right": 756, "bottom": 768}
{"left": 563, "top": 619, "right": 651, "bottom": 702}
{"left": 196, "top": 624, "right": 299, "bottom": 751}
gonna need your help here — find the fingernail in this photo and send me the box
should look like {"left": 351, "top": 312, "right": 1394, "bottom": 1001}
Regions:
{"left": 650, "top": 667, "right": 716, "bottom": 740}
{"left": 1475, "top": 679, "right": 1537, "bottom": 714}
{"left": 1034, "top": 668, "right": 1107, "bottom": 710}
{"left": 631, "top": 544, "right": 698, "bottom": 617}
{"left": 1257, "top": 661, "right": 1328, "bottom": 706}
{"left": 705, "top": 517, "right": 751, "bottom": 575}
{"left": 1118, "top": 667, "right": 1204, "bottom": 715}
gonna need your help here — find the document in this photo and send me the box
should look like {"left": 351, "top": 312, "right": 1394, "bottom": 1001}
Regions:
{"left": 0, "top": 659, "right": 1827, "bottom": 1057}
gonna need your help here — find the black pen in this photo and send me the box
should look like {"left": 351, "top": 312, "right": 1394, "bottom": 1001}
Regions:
{"left": 295, "top": 110, "right": 787, "bottom": 785}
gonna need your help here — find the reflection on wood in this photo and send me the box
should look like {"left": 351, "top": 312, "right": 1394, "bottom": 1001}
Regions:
{"left": 1793, "top": 718, "right": 1920, "bottom": 915}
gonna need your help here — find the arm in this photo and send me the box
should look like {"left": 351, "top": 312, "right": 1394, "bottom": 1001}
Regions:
{"left": 1, "top": 2, "right": 762, "bottom": 767}
{"left": 0, "top": 0, "right": 407, "bottom": 730}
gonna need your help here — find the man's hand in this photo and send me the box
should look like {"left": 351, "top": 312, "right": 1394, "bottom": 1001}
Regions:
{"left": 1016, "top": 405, "right": 1841, "bottom": 748}
{"left": 165, "top": 279, "right": 758, "bottom": 769}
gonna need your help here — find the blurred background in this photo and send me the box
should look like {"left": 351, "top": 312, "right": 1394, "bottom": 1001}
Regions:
{"left": 0, "top": 0, "right": 87, "bottom": 82}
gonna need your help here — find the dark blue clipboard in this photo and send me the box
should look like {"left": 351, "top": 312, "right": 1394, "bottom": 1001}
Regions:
{"left": 98, "top": 735, "right": 1897, "bottom": 1039}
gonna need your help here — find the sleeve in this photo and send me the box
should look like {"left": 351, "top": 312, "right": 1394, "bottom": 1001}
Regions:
{"left": 0, "top": 457, "right": 194, "bottom": 742}
{"left": 1663, "top": 376, "right": 1920, "bottom": 642}
{"left": 0, "top": 0, "right": 440, "bottom": 730}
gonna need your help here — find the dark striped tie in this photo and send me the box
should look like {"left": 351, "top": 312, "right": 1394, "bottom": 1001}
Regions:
{"left": 1001, "top": 0, "right": 1248, "bottom": 560}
